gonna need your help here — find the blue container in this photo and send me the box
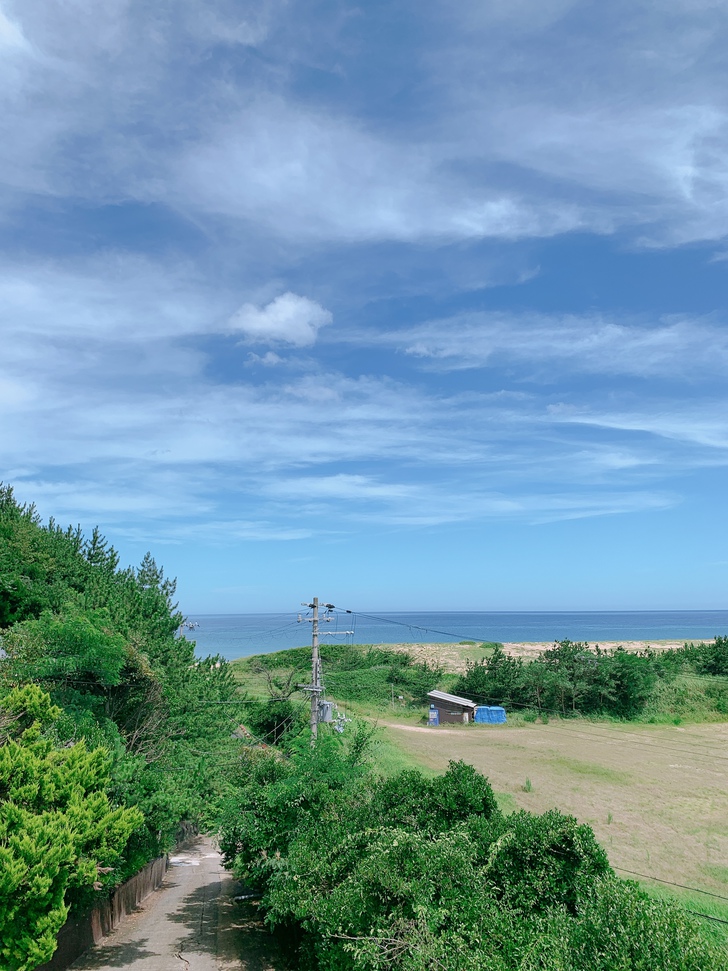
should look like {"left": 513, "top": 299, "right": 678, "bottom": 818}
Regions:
{"left": 475, "top": 706, "right": 507, "bottom": 724}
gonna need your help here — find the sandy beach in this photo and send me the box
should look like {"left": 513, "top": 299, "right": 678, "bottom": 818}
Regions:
{"left": 385, "top": 639, "right": 701, "bottom": 673}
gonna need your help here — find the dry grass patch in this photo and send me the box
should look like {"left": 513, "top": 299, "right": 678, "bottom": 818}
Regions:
{"left": 378, "top": 718, "right": 728, "bottom": 900}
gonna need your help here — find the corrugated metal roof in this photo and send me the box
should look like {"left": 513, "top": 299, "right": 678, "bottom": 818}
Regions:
{"left": 427, "top": 689, "right": 477, "bottom": 708}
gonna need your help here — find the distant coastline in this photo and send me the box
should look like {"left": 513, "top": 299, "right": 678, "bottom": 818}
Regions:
{"left": 184, "top": 610, "right": 728, "bottom": 661}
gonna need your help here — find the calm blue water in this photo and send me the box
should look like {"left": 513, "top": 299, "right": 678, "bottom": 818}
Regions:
{"left": 182, "top": 610, "right": 728, "bottom": 661}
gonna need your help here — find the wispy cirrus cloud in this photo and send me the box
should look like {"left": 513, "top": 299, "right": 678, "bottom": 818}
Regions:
{"left": 172, "top": 98, "right": 587, "bottom": 243}
{"left": 2, "top": 250, "right": 726, "bottom": 546}
{"left": 549, "top": 403, "right": 728, "bottom": 452}
{"left": 265, "top": 474, "right": 420, "bottom": 503}
{"left": 3, "top": 1, "right": 728, "bottom": 247}
{"left": 369, "top": 312, "right": 728, "bottom": 380}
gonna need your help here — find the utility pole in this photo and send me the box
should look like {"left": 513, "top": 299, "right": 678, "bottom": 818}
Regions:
{"left": 299, "top": 598, "right": 334, "bottom": 744}
{"left": 310, "top": 597, "right": 320, "bottom": 741}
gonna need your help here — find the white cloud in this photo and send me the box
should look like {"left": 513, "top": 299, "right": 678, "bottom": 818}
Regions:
{"left": 550, "top": 404, "right": 728, "bottom": 451}
{"left": 112, "top": 520, "right": 314, "bottom": 545}
{"left": 0, "top": 257, "right": 222, "bottom": 343}
{"left": 266, "top": 474, "right": 419, "bottom": 502}
{"left": 2, "top": 256, "right": 726, "bottom": 538}
{"left": 375, "top": 312, "right": 728, "bottom": 379}
{"left": 4, "top": 2, "right": 728, "bottom": 546}
{"left": 3, "top": 1, "right": 728, "bottom": 245}
{"left": 245, "top": 351, "right": 284, "bottom": 366}
{"left": 171, "top": 98, "right": 585, "bottom": 243}
{"left": 228, "top": 292, "right": 332, "bottom": 346}
{"left": 0, "top": 376, "right": 34, "bottom": 406}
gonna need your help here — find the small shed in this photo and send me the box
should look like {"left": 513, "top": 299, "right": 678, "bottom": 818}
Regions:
{"left": 427, "top": 690, "right": 478, "bottom": 725}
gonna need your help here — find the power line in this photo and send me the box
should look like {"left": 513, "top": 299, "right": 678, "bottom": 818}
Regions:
{"left": 334, "top": 608, "right": 483, "bottom": 643}
{"left": 184, "top": 615, "right": 307, "bottom": 654}
{"left": 296, "top": 610, "right": 728, "bottom": 764}
{"left": 452, "top": 690, "right": 728, "bottom": 763}
{"left": 613, "top": 867, "right": 728, "bottom": 902}
{"left": 178, "top": 702, "right": 292, "bottom": 711}
{"left": 611, "top": 868, "right": 728, "bottom": 926}
{"left": 687, "top": 911, "right": 728, "bottom": 926}
{"left": 513, "top": 718, "right": 728, "bottom": 765}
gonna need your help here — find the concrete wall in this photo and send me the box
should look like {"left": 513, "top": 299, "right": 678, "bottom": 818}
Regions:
{"left": 37, "top": 854, "right": 169, "bottom": 971}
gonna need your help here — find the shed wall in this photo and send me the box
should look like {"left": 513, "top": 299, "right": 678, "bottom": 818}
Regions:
{"left": 433, "top": 702, "right": 475, "bottom": 724}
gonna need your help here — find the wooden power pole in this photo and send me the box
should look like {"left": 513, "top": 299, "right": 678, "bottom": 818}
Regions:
{"left": 310, "top": 597, "right": 321, "bottom": 741}
{"left": 299, "top": 597, "right": 331, "bottom": 744}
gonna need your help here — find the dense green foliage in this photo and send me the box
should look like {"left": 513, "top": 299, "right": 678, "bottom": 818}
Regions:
{"left": 219, "top": 732, "right": 725, "bottom": 971}
{"left": 240, "top": 643, "right": 442, "bottom": 708}
{"left": 0, "top": 685, "right": 143, "bottom": 971}
{"left": 665, "top": 636, "right": 728, "bottom": 677}
{"left": 0, "top": 484, "right": 247, "bottom": 965}
{"left": 454, "top": 640, "right": 728, "bottom": 719}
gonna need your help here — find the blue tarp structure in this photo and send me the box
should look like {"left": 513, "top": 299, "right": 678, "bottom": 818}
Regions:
{"left": 474, "top": 705, "right": 507, "bottom": 724}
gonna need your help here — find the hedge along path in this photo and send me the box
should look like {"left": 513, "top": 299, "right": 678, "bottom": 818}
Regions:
{"left": 68, "top": 836, "right": 284, "bottom": 971}
{"left": 380, "top": 719, "right": 728, "bottom": 903}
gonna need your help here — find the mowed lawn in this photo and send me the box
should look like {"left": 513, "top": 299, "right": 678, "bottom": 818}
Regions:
{"left": 379, "top": 718, "right": 728, "bottom": 900}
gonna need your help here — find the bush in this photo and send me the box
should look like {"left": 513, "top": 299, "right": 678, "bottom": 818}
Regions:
{"left": 677, "top": 636, "right": 728, "bottom": 677}
{"left": 0, "top": 686, "right": 142, "bottom": 971}
{"left": 481, "top": 809, "right": 611, "bottom": 914}
{"left": 572, "top": 876, "right": 727, "bottom": 971}
{"left": 245, "top": 699, "right": 307, "bottom": 745}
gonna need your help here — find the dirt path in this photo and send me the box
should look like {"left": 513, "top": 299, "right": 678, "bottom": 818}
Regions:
{"left": 380, "top": 719, "right": 728, "bottom": 897}
{"left": 70, "top": 837, "right": 285, "bottom": 971}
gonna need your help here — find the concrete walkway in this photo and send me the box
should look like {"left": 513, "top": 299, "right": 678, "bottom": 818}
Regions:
{"left": 70, "top": 837, "right": 284, "bottom": 971}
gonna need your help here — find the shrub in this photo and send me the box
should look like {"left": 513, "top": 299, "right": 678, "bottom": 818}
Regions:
{"left": 0, "top": 686, "right": 142, "bottom": 971}
{"left": 482, "top": 809, "right": 611, "bottom": 914}
{"left": 572, "top": 876, "right": 728, "bottom": 971}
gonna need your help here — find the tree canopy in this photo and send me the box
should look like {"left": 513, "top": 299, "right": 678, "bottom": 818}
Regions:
{"left": 0, "top": 484, "right": 247, "bottom": 966}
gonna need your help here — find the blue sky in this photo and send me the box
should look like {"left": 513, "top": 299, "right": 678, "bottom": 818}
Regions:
{"left": 2, "top": 0, "right": 728, "bottom": 613}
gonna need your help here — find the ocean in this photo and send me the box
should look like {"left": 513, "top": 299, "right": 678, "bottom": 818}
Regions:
{"left": 182, "top": 609, "right": 728, "bottom": 661}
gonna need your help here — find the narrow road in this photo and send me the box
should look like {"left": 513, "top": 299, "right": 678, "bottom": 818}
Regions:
{"left": 70, "top": 837, "right": 285, "bottom": 971}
